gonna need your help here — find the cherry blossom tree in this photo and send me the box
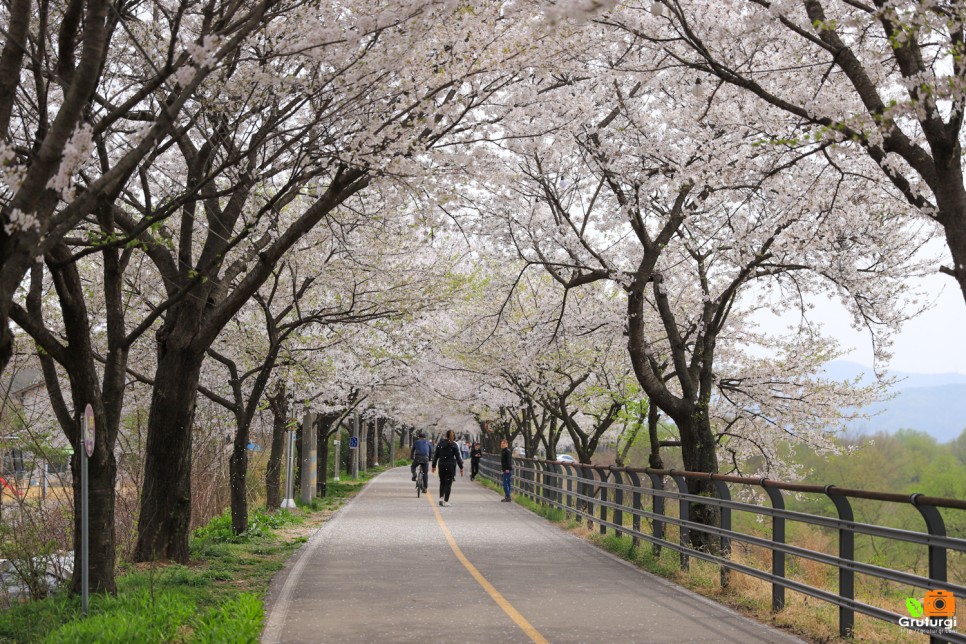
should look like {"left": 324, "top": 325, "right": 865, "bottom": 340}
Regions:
{"left": 0, "top": 0, "right": 285, "bottom": 376}
{"left": 456, "top": 19, "right": 922, "bottom": 547}
{"left": 597, "top": 0, "right": 966, "bottom": 307}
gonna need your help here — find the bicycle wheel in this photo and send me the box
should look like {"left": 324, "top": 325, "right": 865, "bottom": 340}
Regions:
{"left": 416, "top": 473, "right": 422, "bottom": 497}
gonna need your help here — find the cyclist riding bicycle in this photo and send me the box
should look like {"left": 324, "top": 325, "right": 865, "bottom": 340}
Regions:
{"left": 410, "top": 431, "right": 431, "bottom": 492}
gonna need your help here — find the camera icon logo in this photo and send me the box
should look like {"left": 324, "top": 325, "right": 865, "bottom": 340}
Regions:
{"left": 924, "top": 590, "right": 956, "bottom": 618}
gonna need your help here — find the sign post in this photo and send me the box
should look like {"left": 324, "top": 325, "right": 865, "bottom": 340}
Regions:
{"left": 333, "top": 439, "right": 341, "bottom": 482}
{"left": 81, "top": 404, "right": 94, "bottom": 616}
{"left": 351, "top": 414, "right": 360, "bottom": 480}
{"left": 281, "top": 426, "right": 297, "bottom": 509}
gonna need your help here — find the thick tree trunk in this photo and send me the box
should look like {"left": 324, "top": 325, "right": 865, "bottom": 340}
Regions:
{"left": 647, "top": 404, "right": 663, "bottom": 469}
{"left": 366, "top": 421, "right": 376, "bottom": 467}
{"left": 0, "top": 313, "right": 11, "bottom": 377}
{"left": 229, "top": 428, "right": 250, "bottom": 534}
{"left": 70, "top": 445, "right": 118, "bottom": 593}
{"left": 939, "top": 201, "right": 966, "bottom": 305}
{"left": 265, "top": 390, "right": 287, "bottom": 511}
{"left": 676, "top": 410, "right": 719, "bottom": 553}
{"left": 317, "top": 439, "right": 329, "bottom": 496}
{"left": 134, "top": 345, "right": 204, "bottom": 563}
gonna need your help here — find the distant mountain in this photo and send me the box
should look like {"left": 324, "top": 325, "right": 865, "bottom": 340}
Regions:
{"left": 823, "top": 361, "right": 966, "bottom": 443}
{"left": 822, "top": 360, "right": 966, "bottom": 388}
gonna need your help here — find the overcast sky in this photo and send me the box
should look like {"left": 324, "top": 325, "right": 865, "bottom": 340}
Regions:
{"left": 823, "top": 271, "right": 966, "bottom": 374}
{"left": 756, "top": 270, "right": 965, "bottom": 375}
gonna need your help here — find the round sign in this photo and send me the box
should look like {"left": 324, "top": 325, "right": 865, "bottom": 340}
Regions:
{"left": 83, "top": 404, "right": 95, "bottom": 458}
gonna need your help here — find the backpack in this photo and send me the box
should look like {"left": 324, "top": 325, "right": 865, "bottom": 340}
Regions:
{"left": 413, "top": 439, "right": 430, "bottom": 457}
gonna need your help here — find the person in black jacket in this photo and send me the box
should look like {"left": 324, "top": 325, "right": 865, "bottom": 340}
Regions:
{"left": 500, "top": 438, "right": 513, "bottom": 502}
{"left": 469, "top": 442, "right": 482, "bottom": 481}
{"left": 432, "top": 429, "right": 464, "bottom": 506}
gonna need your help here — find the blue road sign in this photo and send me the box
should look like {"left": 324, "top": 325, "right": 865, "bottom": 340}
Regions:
{"left": 349, "top": 436, "right": 359, "bottom": 449}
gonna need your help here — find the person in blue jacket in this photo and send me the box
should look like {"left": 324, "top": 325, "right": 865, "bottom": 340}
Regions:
{"left": 410, "top": 431, "right": 431, "bottom": 492}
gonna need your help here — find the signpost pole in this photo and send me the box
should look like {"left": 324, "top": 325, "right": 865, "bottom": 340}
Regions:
{"left": 81, "top": 438, "right": 88, "bottom": 615}
{"left": 333, "top": 440, "right": 341, "bottom": 482}
{"left": 81, "top": 404, "right": 94, "bottom": 616}
{"left": 351, "top": 414, "right": 359, "bottom": 479}
{"left": 281, "top": 427, "right": 297, "bottom": 509}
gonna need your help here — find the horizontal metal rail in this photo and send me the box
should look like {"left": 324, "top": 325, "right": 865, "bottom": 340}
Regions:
{"left": 479, "top": 455, "right": 966, "bottom": 643}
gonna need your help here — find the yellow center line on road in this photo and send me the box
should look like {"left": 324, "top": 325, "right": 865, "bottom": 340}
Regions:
{"left": 426, "top": 491, "right": 549, "bottom": 644}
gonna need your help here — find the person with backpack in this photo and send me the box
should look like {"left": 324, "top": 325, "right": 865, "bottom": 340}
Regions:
{"left": 431, "top": 429, "right": 464, "bottom": 506}
{"left": 410, "top": 431, "right": 431, "bottom": 492}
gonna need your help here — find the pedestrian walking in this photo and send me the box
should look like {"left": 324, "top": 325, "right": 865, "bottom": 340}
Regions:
{"left": 500, "top": 439, "right": 512, "bottom": 502}
{"left": 469, "top": 442, "right": 482, "bottom": 480}
{"left": 432, "top": 429, "right": 464, "bottom": 506}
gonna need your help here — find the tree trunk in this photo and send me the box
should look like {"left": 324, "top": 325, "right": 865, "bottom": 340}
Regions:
{"left": 229, "top": 427, "right": 250, "bottom": 535}
{"left": 134, "top": 344, "right": 204, "bottom": 563}
{"left": 938, "top": 194, "right": 966, "bottom": 305}
{"left": 647, "top": 404, "right": 663, "bottom": 469}
{"left": 265, "top": 391, "right": 287, "bottom": 511}
{"left": 0, "top": 311, "right": 11, "bottom": 377}
{"left": 317, "top": 438, "right": 329, "bottom": 496}
{"left": 676, "top": 410, "right": 719, "bottom": 553}
{"left": 71, "top": 444, "right": 118, "bottom": 594}
{"left": 367, "top": 421, "right": 376, "bottom": 467}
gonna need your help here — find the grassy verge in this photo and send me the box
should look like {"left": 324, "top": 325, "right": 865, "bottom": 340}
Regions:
{"left": 0, "top": 468, "right": 387, "bottom": 643}
{"left": 477, "top": 478, "right": 938, "bottom": 643}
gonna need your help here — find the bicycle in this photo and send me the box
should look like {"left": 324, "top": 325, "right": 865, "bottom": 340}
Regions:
{"left": 415, "top": 465, "right": 427, "bottom": 497}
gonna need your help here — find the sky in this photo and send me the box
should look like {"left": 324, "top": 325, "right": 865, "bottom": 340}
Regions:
{"left": 766, "top": 271, "right": 966, "bottom": 375}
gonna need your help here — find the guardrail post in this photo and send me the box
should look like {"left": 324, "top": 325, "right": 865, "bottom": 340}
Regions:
{"left": 759, "top": 481, "right": 786, "bottom": 611}
{"left": 612, "top": 468, "right": 624, "bottom": 539}
{"left": 527, "top": 459, "right": 535, "bottom": 500}
{"left": 826, "top": 485, "right": 854, "bottom": 638}
{"left": 647, "top": 472, "right": 665, "bottom": 557}
{"left": 529, "top": 459, "right": 537, "bottom": 501}
{"left": 575, "top": 464, "right": 586, "bottom": 526}
{"left": 531, "top": 460, "right": 539, "bottom": 502}
{"left": 711, "top": 477, "right": 731, "bottom": 588}
{"left": 626, "top": 470, "right": 642, "bottom": 550}
{"left": 910, "top": 494, "right": 948, "bottom": 644}
{"left": 564, "top": 463, "right": 575, "bottom": 520}
{"left": 553, "top": 462, "right": 564, "bottom": 509}
{"left": 544, "top": 461, "right": 553, "bottom": 507}
{"left": 597, "top": 467, "right": 609, "bottom": 535}
{"left": 671, "top": 472, "right": 690, "bottom": 571}
{"left": 543, "top": 461, "right": 552, "bottom": 506}
{"left": 536, "top": 460, "right": 545, "bottom": 504}
{"left": 581, "top": 464, "right": 595, "bottom": 530}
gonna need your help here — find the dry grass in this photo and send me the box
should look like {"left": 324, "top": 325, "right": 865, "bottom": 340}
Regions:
{"left": 508, "top": 491, "right": 962, "bottom": 643}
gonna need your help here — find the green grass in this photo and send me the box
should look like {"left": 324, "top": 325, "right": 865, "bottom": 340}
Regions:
{"left": 0, "top": 470, "right": 382, "bottom": 643}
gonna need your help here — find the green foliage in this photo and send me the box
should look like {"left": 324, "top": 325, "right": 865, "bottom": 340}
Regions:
{"left": 191, "top": 507, "right": 297, "bottom": 545}
{"left": 190, "top": 593, "right": 263, "bottom": 643}
{"left": 0, "top": 472, "right": 370, "bottom": 643}
{"left": 42, "top": 591, "right": 195, "bottom": 643}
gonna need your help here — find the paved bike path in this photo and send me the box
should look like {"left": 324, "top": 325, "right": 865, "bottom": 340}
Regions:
{"left": 262, "top": 467, "right": 803, "bottom": 643}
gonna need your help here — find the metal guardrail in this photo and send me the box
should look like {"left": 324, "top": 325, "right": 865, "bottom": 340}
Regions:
{"left": 478, "top": 455, "right": 966, "bottom": 643}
